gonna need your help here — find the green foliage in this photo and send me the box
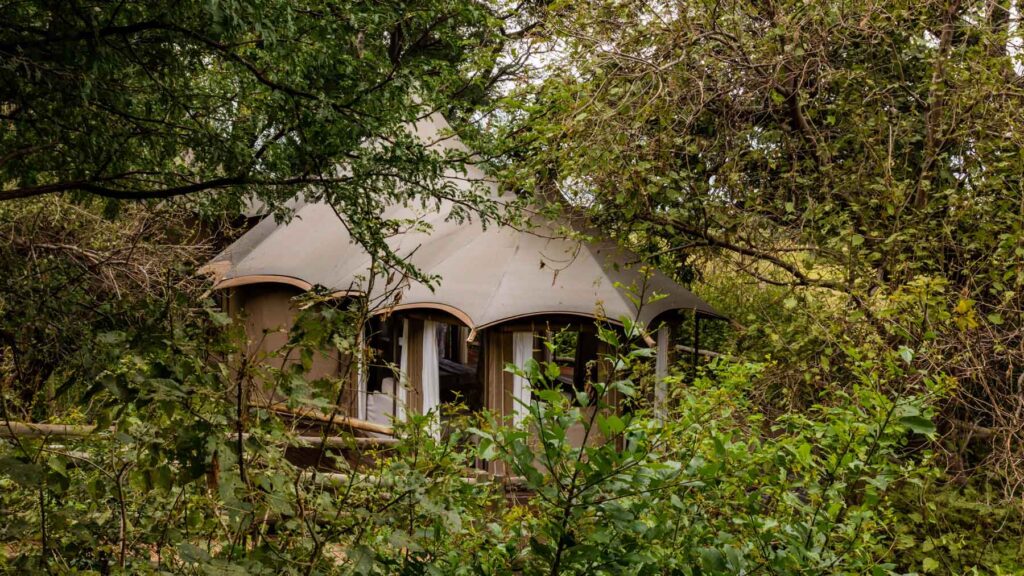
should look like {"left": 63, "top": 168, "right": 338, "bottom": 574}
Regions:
{"left": 474, "top": 324, "right": 944, "bottom": 575}
{"left": 0, "top": 259, "right": 955, "bottom": 575}
{"left": 0, "top": 197, "right": 220, "bottom": 421}
{"left": 0, "top": 0, "right": 526, "bottom": 275}
{"left": 485, "top": 0, "right": 1024, "bottom": 497}
{"left": 0, "top": 267, "right": 510, "bottom": 573}
{"left": 0, "top": 200, "right": 1002, "bottom": 574}
{"left": 3, "top": 1, "right": 1024, "bottom": 572}
{"left": 890, "top": 483, "right": 1024, "bottom": 574}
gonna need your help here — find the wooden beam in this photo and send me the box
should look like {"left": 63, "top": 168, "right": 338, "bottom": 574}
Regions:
{"left": 315, "top": 471, "right": 526, "bottom": 489}
{"left": 673, "top": 345, "right": 740, "bottom": 362}
{"left": 264, "top": 403, "right": 394, "bottom": 436}
{"left": 294, "top": 434, "right": 397, "bottom": 449}
{"left": 0, "top": 421, "right": 100, "bottom": 438}
{"left": 237, "top": 432, "right": 398, "bottom": 449}
{"left": 0, "top": 406, "right": 397, "bottom": 443}
{"left": 1, "top": 421, "right": 397, "bottom": 450}
{"left": 290, "top": 434, "right": 397, "bottom": 448}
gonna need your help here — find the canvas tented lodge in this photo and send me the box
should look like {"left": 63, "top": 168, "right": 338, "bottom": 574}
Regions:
{"left": 203, "top": 114, "right": 722, "bottom": 458}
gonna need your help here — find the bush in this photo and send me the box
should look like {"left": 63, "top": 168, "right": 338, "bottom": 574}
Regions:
{"left": 0, "top": 311, "right": 997, "bottom": 575}
{"left": 475, "top": 323, "right": 945, "bottom": 575}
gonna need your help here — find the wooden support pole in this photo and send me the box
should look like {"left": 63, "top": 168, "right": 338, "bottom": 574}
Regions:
{"left": 692, "top": 311, "right": 701, "bottom": 381}
{"left": 654, "top": 324, "right": 671, "bottom": 418}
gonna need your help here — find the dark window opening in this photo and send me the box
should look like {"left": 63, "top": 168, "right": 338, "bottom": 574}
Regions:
{"left": 435, "top": 321, "right": 482, "bottom": 413}
{"left": 366, "top": 316, "right": 398, "bottom": 394}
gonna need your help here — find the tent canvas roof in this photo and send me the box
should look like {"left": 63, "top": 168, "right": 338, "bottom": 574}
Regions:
{"left": 206, "top": 198, "right": 722, "bottom": 332}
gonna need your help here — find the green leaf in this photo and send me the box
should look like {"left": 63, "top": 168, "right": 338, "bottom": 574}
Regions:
{"left": 545, "top": 361, "right": 563, "bottom": 381}
{"left": 575, "top": 390, "right": 590, "bottom": 407}
{"left": 611, "top": 379, "right": 636, "bottom": 397}
{"left": 537, "top": 389, "right": 564, "bottom": 405}
{"left": 629, "top": 347, "right": 655, "bottom": 359}
{"left": 597, "top": 414, "right": 625, "bottom": 437}
{"left": 899, "top": 346, "right": 914, "bottom": 365}
{"left": 349, "top": 544, "right": 374, "bottom": 574}
{"left": 177, "top": 542, "right": 211, "bottom": 564}
{"left": 478, "top": 440, "right": 499, "bottom": 461}
{"left": 700, "top": 548, "right": 727, "bottom": 572}
{"left": 465, "top": 427, "right": 492, "bottom": 441}
{"left": 899, "top": 415, "right": 936, "bottom": 437}
{"left": 208, "top": 309, "right": 232, "bottom": 326}
{"left": 0, "top": 457, "right": 44, "bottom": 488}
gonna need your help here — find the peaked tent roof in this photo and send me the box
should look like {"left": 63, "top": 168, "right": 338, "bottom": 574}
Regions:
{"left": 206, "top": 198, "right": 722, "bottom": 332}
{"left": 204, "top": 113, "right": 721, "bottom": 332}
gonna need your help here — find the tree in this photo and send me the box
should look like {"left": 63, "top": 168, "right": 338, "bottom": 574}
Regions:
{"left": 0, "top": 0, "right": 536, "bottom": 257}
{"left": 490, "top": 0, "right": 1024, "bottom": 497}
{"left": 0, "top": 5, "right": 549, "bottom": 571}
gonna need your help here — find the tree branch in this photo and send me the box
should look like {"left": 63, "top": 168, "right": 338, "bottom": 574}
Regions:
{"left": 0, "top": 173, "right": 377, "bottom": 202}
{"left": 654, "top": 214, "right": 848, "bottom": 292}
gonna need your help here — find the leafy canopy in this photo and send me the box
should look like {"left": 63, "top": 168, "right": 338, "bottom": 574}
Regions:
{"left": 0, "top": 0, "right": 526, "bottom": 259}
{"left": 488, "top": 0, "right": 1024, "bottom": 496}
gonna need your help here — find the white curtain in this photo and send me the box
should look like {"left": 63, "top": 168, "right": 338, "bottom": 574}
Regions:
{"left": 366, "top": 378, "right": 393, "bottom": 426}
{"left": 421, "top": 320, "right": 440, "bottom": 417}
{"left": 654, "top": 324, "right": 669, "bottom": 418}
{"left": 512, "top": 331, "right": 534, "bottom": 426}
{"left": 396, "top": 318, "right": 409, "bottom": 421}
